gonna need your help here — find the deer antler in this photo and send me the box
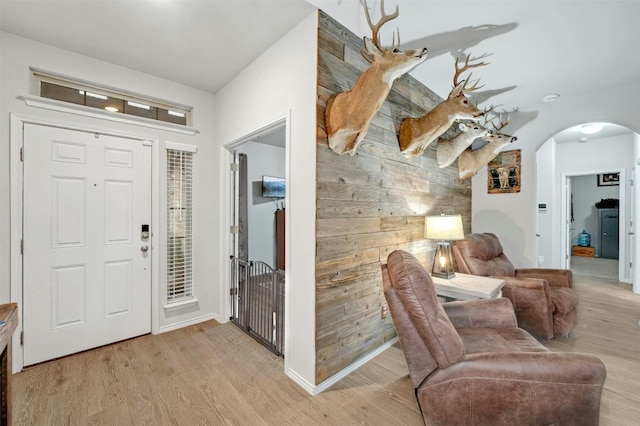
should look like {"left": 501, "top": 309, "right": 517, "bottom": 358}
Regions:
{"left": 479, "top": 105, "right": 498, "bottom": 128}
{"left": 492, "top": 111, "right": 511, "bottom": 133}
{"left": 453, "top": 53, "right": 490, "bottom": 93}
{"left": 363, "top": 0, "right": 400, "bottom": 49}
{"left": 480, "top": 105, "right": 495, "bottom": 125}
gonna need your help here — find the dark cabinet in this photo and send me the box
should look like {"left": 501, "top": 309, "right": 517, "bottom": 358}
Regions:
{"left": 276, "top": 209, "right": 285, "bottom": 270}
{"left": 598, "top": 208, "right": 619, "bottom": 259}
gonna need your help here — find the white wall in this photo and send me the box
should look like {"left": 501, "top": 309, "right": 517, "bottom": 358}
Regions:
{"left": 0, "top": 32, "right": 220, "bottom": 353}
{"left": 472, "top": 82, "right": 640, "bottom": 269}
{"left": 214, "top": 12, "right": 318, "bottom": 391}
{"left": 535, "top": 137, "right": 556, "bottom": 266}
{"left": 237, "top": 142, "right": 286, "bottom": 266}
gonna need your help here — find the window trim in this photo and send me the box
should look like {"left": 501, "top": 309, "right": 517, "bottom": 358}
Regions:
{"left": 19, "top": 94, "right": 199, "bottom": 136}
{"left": 24, "top": 68, "right": 199, "bottom": 135}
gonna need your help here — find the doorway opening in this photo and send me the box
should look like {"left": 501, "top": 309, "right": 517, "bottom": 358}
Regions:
{"left": 566, "top": 173, "right": 621, "bottom": 281}
{"left": 227, "top": 120, "right": 287, "bottom": 356}
{"left": 536, "top": 121, "right": 637, "bottom": 289}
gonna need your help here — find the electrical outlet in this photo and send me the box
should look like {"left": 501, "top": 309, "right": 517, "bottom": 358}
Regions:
{"left": 538, "top": 256, "right": 544, "bottom": 266}
{"left": 381, "top": 304, "right": 388, "bottom": 319}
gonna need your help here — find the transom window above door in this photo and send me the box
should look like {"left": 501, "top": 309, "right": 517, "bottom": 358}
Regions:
{"left": 33, "top": 71, "right": 191, "bottom": 126}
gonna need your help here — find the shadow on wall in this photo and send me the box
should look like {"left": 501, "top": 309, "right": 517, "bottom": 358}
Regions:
{"left": 404, "top": 23, "right": 518, "bottom": 61}
{"left": 472, "top": 209, "right": 531, "bottom": 265}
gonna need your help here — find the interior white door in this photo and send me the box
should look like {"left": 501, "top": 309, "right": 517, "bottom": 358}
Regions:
{"left": 23, "top": 123, "right": 152, "bottom": 366}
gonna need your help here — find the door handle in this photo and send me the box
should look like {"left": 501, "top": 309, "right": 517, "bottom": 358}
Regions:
{"left": 141, "top": 245, "right": 149, "bottom": 252}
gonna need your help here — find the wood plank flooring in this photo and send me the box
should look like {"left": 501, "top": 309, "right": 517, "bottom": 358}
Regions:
{"left": 12, "top": 275, "right": 640, "bottom": 425}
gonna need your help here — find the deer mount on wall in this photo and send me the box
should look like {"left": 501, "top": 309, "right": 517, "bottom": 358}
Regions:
{"left": 398, "top": 54, "right": 489, "bottom": 159}
{"left": 325, "top": 0, "right": 428, "bottom": 156}
{"left": 435, "top": 106, "right": 494, "bottom": 168}
{"left": 457, "top": 110, "right": 518, "bottom": 180}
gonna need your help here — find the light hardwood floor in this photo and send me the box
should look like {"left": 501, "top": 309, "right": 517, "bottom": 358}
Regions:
{"left": 12, "top": 275, "right": 640, "bottom": 425}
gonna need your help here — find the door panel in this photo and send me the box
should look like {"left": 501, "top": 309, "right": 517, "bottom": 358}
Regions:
{"left": 51, "top": 264, "right": 86, "bottom": 327}
{"left": 23, "top": 123, "right": 152, "bottom": 366}
{"left": 52, "top": 177, "right": 86, "bottom": 247}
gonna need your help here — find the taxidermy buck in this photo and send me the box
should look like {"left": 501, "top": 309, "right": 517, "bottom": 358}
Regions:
{"left": 436, "top": 120, "right": 491, "bottom": 168}
{"left": 325, "top": 0, "right": 428, "bottom": 156}
{"left": 458, "top": 112, "right": 518, "bottom": 180}
{"left": 398, "top": 54, "right": 488, "bottom": 159}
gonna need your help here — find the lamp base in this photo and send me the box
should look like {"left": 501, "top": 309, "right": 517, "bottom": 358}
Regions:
{"left": 431, "top": 241, "right": 456, "bottom": 279}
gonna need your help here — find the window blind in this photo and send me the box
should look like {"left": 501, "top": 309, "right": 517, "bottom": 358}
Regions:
{"left": 167, "top": 148, "right": 194, "bottom": 303}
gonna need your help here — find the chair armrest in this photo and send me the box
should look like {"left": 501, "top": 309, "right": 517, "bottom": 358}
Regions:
{"left": 419, "top": 352, "right": 606, "bottom": 425}
{"left": 428, "top": 351, "right": 606, "bottom": 386}
{"left": 443, "top": 298, "right": 517, "bottom": 329}
{"left": 497, "top": 276, "right": 555, "bottom": 339}
{"left": 516, "top": 268, "right": 572, "bottom": 288}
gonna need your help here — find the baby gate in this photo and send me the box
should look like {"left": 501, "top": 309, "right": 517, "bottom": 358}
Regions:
{"left": 229, "top": 257, "right": 285, "bottom": 356}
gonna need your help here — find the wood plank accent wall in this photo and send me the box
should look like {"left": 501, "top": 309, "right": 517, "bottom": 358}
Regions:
{"left": 315, "top": 11, "right": 471, "bottom": 383}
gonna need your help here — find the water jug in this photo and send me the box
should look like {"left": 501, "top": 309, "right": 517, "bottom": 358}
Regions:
{"left": 577, "top": 230, "right": 591, "bottom": 247}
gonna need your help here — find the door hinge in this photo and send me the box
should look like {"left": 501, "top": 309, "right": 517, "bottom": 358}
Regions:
{"left": 20, "top": 146, "right": 24, "bottom": 162}
{"left": 20, "top": 331, "right": 24, "bottom": 345}
{"left": 20, "top": 239, "right": 24, "bottom": 255}
{"left": 230, "top": 225, "right": 239, "bottom": 234}
{"left": 230, "top": 163, "right": 239, "bottom": 172}
{"left": 230, "top": 288, "right": 238, "bottom": 296}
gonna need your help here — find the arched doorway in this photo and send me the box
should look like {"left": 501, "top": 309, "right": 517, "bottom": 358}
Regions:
{"left": 536, "top": 122, "right": 638, "bottom": 290}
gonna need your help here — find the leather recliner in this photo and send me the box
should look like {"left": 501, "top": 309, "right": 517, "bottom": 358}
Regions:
{"left": 382, "top": 250, "right": 606, "bottom": 426}
{"left": 453, "top": 232, "right": 577, "bottom": 339}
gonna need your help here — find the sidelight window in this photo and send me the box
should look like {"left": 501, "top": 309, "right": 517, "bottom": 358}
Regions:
{"left": 166, "top": 142, "right": 197, "bottom": 303}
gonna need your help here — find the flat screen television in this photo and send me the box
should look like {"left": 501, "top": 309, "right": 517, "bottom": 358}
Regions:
{"left": 262, "top": 175, "right": 285, "bottom": 198}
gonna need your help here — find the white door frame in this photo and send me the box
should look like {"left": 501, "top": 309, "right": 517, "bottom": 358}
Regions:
{"left": 10, "top": 113, "right": 161, "bottom": 372}
{"left": 218, "top": 112, "right": 291, "bottom": 360}
{"left": 634, "top": 161, "right": 640, "bottom": 293}
{"left": 560, "top": 169, "right": 627, "bottom": 281}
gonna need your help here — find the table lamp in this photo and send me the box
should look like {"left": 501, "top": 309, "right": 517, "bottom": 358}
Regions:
{"left": 425, "top": 213, "right": 464, "bottom": 279}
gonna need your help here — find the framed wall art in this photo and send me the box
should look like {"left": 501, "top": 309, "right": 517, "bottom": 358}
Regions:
{"left": 597, "top": 173, "right": 619, "bottom": 186}
{"left": 487, "top": 149, "right": 521, "bottom": 194}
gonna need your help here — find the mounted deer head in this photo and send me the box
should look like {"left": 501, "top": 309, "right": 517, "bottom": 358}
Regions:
{"left": 436, "top": 122, "right": 491, "bottom": 168}
{"left": 325, "top": 0, "right": 428, "bottom": 156}
{"left": 436, "top": 106, "right": 494, "bottom": 168}
{"left": 457, "top": 111, "right": 518, "bottom": 180}
{"left": 398, "top": 53, "right": 489, "bottom": 159}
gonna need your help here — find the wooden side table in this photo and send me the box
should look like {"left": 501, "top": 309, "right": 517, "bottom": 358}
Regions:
{"left": 0, "top": 303, "right": 18, "bottom": 426}
{"left": 431, "top": 273, "right": 505, "bottom": 301}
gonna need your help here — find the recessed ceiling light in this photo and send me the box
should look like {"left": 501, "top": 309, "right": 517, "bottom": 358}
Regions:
{"left": 104, "top": 106, "right": 119, "bottom": 112}
{"left": 542, "top": 93, "right": 560, "bottom": 103}
{"left": 581, "top": 123, "right": 603, "bottom": 134}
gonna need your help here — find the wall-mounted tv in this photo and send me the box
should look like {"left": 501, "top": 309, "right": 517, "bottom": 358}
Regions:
{"left": 262, "top": 175, "right": 286, "bottom": 198}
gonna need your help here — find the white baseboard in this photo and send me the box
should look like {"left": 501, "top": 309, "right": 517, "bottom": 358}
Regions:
{"left": 156, "top": 313, "right": 220, "bottom": 334}
{"left": 286, "top": 337, "right": 399, "bottom": 396}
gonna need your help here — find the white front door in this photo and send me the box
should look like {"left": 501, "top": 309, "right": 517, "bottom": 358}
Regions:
{"left": 23, "top": 123, "right": 152, "bottom": 366}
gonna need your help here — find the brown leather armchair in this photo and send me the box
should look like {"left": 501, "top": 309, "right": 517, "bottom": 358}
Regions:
{"left": 382, "top": 250, "right": 606, "bottom": 426}
{"left": 453, "top": 232, "right": 577, "bottom": 339}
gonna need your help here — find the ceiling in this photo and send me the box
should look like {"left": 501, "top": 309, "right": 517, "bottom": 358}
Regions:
{"left": 1, "top": 0, "right": 639, "bottom": 142}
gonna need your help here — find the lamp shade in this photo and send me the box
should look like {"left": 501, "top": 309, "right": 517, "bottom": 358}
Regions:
{"left": 425, "top": 214, "right": 464, "bottom": 241}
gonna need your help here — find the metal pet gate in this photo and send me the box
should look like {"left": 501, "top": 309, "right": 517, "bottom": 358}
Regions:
{"left": 230, "top": 257, "right": 285, "bottom": 356}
